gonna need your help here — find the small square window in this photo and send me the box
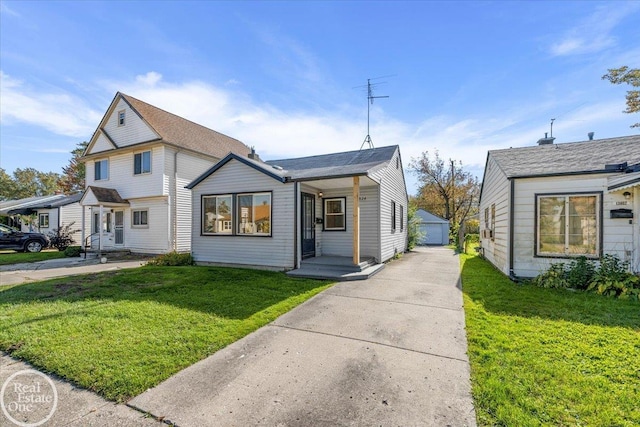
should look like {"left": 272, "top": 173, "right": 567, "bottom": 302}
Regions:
{"left": 132, "top": 209, "right": 148, "bottom": 227}
{"left": 39, "top": 213, "right": 49, "bottom": 228}
{"left": 118, "top": 110, "right": 125, "bottom": 126}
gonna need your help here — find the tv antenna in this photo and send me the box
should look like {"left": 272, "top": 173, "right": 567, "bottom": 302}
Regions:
{"left": 355, "top": 77, "right": 390, "bottom": 149}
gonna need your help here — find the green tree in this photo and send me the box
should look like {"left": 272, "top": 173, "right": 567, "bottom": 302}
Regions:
{"left": 58, "top": 141, "right": 89, "bottom": 194}
{"left": 0, "top": 168, "right": 17, "bottom": 201}
{"left": 410, "top": 150, "right": 479, "bottom": 231}
{"left": 10, "top": 168, "right": 61, "bottom": 199}
{"left": 602, "top": 66, "right": 640, "bottom": 128}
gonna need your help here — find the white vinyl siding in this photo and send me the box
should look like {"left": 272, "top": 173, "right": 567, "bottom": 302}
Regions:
{"left": 59, "top": 203, "right": 87, "bottom": 245}
{"left": 101, "top": 98, "right": 159, "bottom": 149}
{"left": 512, "top": 174, "right": 634, "bottom": 277}
{"left": 90, "top": 132, "right": 115, "bottom": 153}
{"left": 191, "top": 159, "right": 295, "bottom": 269}
{"left": 479, "top": 155, "right": 510, "bottom": 275}
{"left": 379, "top": 148, "right": 408, "bottom": 262}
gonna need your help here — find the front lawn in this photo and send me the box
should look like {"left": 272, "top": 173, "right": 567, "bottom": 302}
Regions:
{"left": 0, "top": 250, "right": 66, "bottom": 265}
{"left": 0, "top": 266, "right": 331, "bottom": 402}
{"left": 461, "top": 252, "right": 640, "bottom": 426}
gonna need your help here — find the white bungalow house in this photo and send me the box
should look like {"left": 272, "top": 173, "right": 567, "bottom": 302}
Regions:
{"left": 479, "top": 134, "right": 640, "bottom": 278}
{"left": 6, "top": 193, "right": 88, "bottom": 244}
{"left": 80, "top": 92, "right": 250, "bottom": 254}
{"left": 187, "top": 145, "right": 409, "bottom": 279}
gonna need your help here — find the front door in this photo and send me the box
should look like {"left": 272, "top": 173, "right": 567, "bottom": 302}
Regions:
{"left": 301, "top": 193, "right": 315, "bottom": 259}
{"left": 114, "top": 210, "right": 124, "bottom": 245}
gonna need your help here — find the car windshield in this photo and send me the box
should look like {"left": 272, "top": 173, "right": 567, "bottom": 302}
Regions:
{"left": 0, "top": 224, "right": 18, "bottom": 233}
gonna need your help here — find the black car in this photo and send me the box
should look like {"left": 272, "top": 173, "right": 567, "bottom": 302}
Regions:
{"left": 0, "top": 224, "right": 49, "bottom": 253}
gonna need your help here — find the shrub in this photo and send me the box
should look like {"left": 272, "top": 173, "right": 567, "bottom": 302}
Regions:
{"left": 407, "top": 204, "right": 424, "bottom": 250}
{"left": 533, "top": 254, "right": 640, "bottom": 300}
{"left": 146, "top": 251, "right": 194, "bottom": 266}
{"left": 47, "top": 221, "right": 81, "bottom": 251}
{"left": 64, "top": 246, "right": 82, "bottom": 257}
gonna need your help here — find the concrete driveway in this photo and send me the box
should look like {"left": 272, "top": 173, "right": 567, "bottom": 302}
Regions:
{"left": 129, "top": 246, "right": 477, "bottom": 426}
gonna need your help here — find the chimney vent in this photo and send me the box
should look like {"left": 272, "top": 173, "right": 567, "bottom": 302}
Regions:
{"left": 588, "top": 132, "right": 594, "bottom": 141}
{"left": 248, "top": 146, "right": 261, "bottom": 161}
{"left": 536, "top": 132, "right": 556, "bottom": 145}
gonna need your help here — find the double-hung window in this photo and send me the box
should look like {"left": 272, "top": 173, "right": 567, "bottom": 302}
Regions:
{"left": 324, "top": 198, "right": 346, "bottom": 231}
{"left": 95, "top": 159, "right": 109, "bottom": 181}
{"left": 537, "top": 193, "right": 600, "bottom": 257}
{"left": 132, "top": 209, "right": 148, "bottom": 227}
{"left": 39, "top": 213, "right": 49, "bottom": 228}
{"left": 238, "top": 193, "right": 272, "bottom": 235}
{"left": 118, "top": 110, "right": 125, "bottom": 126}
{"left": 134, "top": 151, "right": 151, "bottom": 175}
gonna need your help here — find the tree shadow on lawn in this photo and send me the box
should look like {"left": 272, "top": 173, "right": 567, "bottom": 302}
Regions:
{"left": 461, "top": 255, "right": 640, "bottom": 329}
{"left": 0, "top": 266, "right": 331, "bottom": 321}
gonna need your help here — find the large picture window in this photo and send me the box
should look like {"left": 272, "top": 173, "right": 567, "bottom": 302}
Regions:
{"left": 95, "top": 159, "right": 109, "bottom": 181}
{"left": 202, "top": 195, "right": 233, "bottom": 234}
{"left": 238, "top": 193, "right": 271, "bottom": 235}
{"left": 324, "top": 197, "right": 346, "bottom": 231}
{"left": 537, "top": 193, "right": 599, "bottom": 257}
{"left": 134, "top": 151, "right": 151, "bottom": 175}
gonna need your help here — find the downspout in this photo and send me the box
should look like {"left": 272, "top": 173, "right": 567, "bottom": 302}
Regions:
{"left": 508, "top": 178, "right": 518, "bottom": 281}
{"left": 173, "top": 150, "right": 178, "bottom": 251}
{"left": 293, "top": 182, "right": 298, "bottom": 269}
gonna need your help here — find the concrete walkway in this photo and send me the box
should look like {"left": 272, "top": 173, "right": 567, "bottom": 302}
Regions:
{"left": 0, "top": 256, "right": 147, "bottom": 286}
{"left": 130, "top": 246, "right": 477, "bottom": 426}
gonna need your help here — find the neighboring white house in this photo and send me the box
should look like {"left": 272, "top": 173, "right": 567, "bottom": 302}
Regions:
{"left": 80, "top": 92, "right": 251, "bottom": 254}
{"left": 187, "top": 146, "right": 409, "bottom": 275}
{"left": 1, "top": 195, "right": 67, "bottom": 231}
{"left": 416, "top": 209, "right": 449, "bottom": 245}
{"left": 8, "top": 193, "right": 88, "bottom": 244}
{"left": 479, "top": 134, "right": 640, "bottom": 278}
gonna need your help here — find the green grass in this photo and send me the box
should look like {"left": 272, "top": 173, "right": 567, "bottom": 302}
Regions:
{"left": 460, "top": 252, "right": 640, "bottom": 426}
{"left": 0, "top": 266, "right": 332, "bottom": 402}
{"left": 0, "top": 250, "right": 66, "bottom": 265}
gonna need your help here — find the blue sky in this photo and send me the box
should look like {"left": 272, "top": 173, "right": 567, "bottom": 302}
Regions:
{"left": 1, "top": 1, "right": 639, "bottom": 195}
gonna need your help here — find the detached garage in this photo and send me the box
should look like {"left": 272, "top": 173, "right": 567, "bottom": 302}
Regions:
{"left": 416, "top": 209, "right": 449, "bottom": 246}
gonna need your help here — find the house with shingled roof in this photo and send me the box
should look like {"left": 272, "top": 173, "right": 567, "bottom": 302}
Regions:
{"left": 479, "top": 134, "right": 640, "bottom": 278}
{"left": 186, "top": 145, "right": 408, "bottom": 280}
{"left": 80, "top": 92, "right": 250, "bottom": 254}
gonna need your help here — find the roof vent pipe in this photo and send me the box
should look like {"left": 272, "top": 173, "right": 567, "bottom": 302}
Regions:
{"left": 588, "top": 132, "right": 594, "bottom": 140}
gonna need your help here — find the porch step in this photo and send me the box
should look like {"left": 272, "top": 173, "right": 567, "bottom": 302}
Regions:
{"left": 298, "top": 256, "right": 377, "bottom": 273}
{"left": 286, "top": 257, "right": 385, "bottom": 281}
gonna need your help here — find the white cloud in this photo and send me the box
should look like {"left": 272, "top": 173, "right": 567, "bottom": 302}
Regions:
{"left": 0, "top": 1, "right": 20, "bottom": 17}
{"left": 549, "top": 4, "right": 640, "bottom": 57}
{"left": 0, "top": 71, "right": 102, "bottom": 137}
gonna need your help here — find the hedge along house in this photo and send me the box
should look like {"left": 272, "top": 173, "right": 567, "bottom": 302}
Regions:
{"left": 187, "top": 145, "right": 409, "bottom": 280}
{"left": 79, "top": 92, "right": 250, "bottom": 254}
{"left": 479, "top": 134, "right": 640, "bottom": 279}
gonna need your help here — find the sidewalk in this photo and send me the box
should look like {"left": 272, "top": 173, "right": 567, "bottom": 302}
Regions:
{"left": 129, "top": 246, "right": 477, "bottom": 426}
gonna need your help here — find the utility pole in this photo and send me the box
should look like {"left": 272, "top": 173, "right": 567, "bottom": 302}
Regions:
{"left": 450, "top": 159, "right": 456, "bottom": 224}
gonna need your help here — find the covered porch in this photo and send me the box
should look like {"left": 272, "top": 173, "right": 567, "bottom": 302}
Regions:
{"left": 79, "top": 186, "right": 129, "bottom": 253}
{"left": 607, "top": 171, "right": 640, "bottom": 272}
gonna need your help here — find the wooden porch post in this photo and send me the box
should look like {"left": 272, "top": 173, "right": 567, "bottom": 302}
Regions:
{"left": 353, "top": 176, "right": 360, "bottom": 265}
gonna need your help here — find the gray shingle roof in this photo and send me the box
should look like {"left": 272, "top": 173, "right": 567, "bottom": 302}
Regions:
{"left": 0, "top": 195, "right": 66, "bottom": 215}
{"left": 266, "top": 145, "right": 398, "bottom": 180}
{"left": 489, "top": 135, "right": 640, "bottom": 178}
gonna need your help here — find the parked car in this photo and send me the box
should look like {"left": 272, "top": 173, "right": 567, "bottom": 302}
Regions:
{"left": 0, "top": 224, "right": 49, "bottom": 252}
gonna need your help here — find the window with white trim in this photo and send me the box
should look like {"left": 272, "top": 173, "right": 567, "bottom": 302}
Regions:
{"left": 95, "top": 159, "right": 109, "bottom": 181}
{"left": 391, "top": 201, "right": 397, "bottom": 231}
{"left": 134, "top": 151, "right": 151, "bottom": 175}
{"left": 39, "top": 213, "right": 49, "bottom": 228}
{"left": 324, "top": 198, "right": 346, "bottom": 231}
{"left": 238, "top": 193, "right": 271, "bottom": 235}
{"left": 132, "top": 209, "right": 148, "bottom": 227}
{"left": 202, "top": 195, "right": 233, "bottom": 235}
{"left": 537, "top": 193, "right": 600, "bottom": 257}
{"left": 118, "top": 110, "right": 125, "bottom": 126}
